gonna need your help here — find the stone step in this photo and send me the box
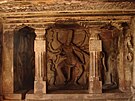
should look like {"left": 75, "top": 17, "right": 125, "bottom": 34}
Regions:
{"left": 25, "top": 93, "right": 132, "bottom": 101}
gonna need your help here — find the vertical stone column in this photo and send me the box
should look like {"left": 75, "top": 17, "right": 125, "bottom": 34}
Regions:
{"left": 131, "top": 17, "right": 135, "bottom": 100}
{"left": 88, "top": 28, "right": 102, "bottom": 93}
{"left": 34, "top": 28, "right": 46, "bottom": 94}
{"left": 0, "top": 21, "right": 2, "bottom": 100}
{"left": 117, "top": 26, "right": 126, "bottom": 92}
{"left": 2, "top": 29, "right": 14, "bottom": 94}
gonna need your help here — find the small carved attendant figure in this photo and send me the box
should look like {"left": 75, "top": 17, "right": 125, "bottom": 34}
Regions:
{"left": 126, "top": 33, "right": 133, "bottom": 62}
{"left": 47, "top": 59, "right": 56, "bottom": 85}
{"left": 100, "top": 24, "right": 119, "bottom": 89}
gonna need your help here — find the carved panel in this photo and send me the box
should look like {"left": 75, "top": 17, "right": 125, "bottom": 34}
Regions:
{"left": 99, "top": 24, "right": 120, "bottom": 90}
{"left": 46, "top": 28, "right": 89, "bottom": 90}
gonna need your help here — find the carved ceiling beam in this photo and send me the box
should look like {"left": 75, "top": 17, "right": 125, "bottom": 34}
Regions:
{"left": 78, "top": 21, "right": 126, "bottom": 31}
{"left": 0, "top": 1, "right": 135, "bottom": 13}
{"left": 1, "top": 11, "right": 135, "bottom": 18}
{"left": 3, "top": 22, "right": 55, "bottom": 32}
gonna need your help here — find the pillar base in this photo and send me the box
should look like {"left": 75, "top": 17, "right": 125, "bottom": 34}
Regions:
{"left": 89, "top": 78, "right": 102, "bottom": 93}
{"left": 34, "top": 80, "right": 46, "bottom": 94}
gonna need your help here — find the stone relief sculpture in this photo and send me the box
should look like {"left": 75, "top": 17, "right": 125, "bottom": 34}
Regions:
{"left": 123, "top": 24, "right": 133, "bottom": 91}
{"left": 126, "top": 33, "right": 133, "bottom": 62}
{"left": 45, "top": 25, "right": 129, "bottom": 91}
{"left": 46, "top": 28, "right": 89, "bottom": 89}
{"left": 100, "top": 24, "right": 119, "bottom": 90}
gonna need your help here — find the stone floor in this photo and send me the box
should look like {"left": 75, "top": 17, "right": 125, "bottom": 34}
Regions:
{"left": 25, "top": 89, "right": 132, "bottom": 101}
{"left": 2, "top": 89, "right": 133, "bottom": 101}
{"left": 26, "top": 93, "right": 132, "bottom": 101}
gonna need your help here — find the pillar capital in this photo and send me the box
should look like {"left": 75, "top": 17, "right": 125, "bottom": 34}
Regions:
{"left": 35, "top": 28, "right": 46, "bottom": 34}
{"left": 35, "top": 28, "right": 46, "bottom": 40}
{"left": 89, "top": 28, "right": 101, "bottom": 40}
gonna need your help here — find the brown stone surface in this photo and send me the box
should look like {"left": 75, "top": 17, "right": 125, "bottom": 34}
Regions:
{"left": 26, "top": 93, "right": 132, "bottom": 101}
{"left": 0, "top": 96, "right": 3, "bottom": 101}
{"left": 89, "top": 78, "right": 102, "bottom": 93}
{"left": 0, "top": 1, "right": 135, "bottom": 12}
{"left": 0, "top": 0, "right": 135, "bottom": 101}
{"left": 3, "top": 94, "right": 22, "bottom": 100}
{"left": 0, "top": 20, "right": 2, "bottom": 99}
{"left": 89, "top": 40, "right": 102, "bottom": 51}
{"left": 2, "top": 30, "right": 14, "bottom": 94}
{"left": 34, "top": 81, "right": 46, "bottom": 94}
{"left": 34, "top": 28, "right": 46, "bottom": 94}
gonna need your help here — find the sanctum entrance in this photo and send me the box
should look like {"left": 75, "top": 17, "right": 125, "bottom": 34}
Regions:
{"left": 1, "top": 1, "right": 135, "bottom": 101}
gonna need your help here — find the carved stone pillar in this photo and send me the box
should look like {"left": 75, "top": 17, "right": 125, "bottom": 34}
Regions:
{"left": 88, "top": 28, "right": 102, "bottom": 93}
{"left": 2, "top": 30, "right": 14, "bottom": 94}
{"left": 34, "top": 28, "right": 46, "bottom": 94}
{"left": 131, "top": 17, "right": 135, "bottom": 100}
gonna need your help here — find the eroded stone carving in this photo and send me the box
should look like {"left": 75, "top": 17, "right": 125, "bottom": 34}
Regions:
{"left": 100, "top": 24, "right": 120, "bottom": 90}
{"left": 46, "top": 28, "right": 89, "bottom": 90}
{"left": 0, "top": 1, "right": 135, "bottom": 12}
{"left": 126, "top": 32, "right": 133, "bottom": 62}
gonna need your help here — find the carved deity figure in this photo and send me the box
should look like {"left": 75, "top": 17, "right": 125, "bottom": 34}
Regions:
{"left": 100, "top": 25, "right": 119, "bottom": 89}
{"left": 46, "top": 28, "right": 89, "bottom": 87}
{"left": 61, "top": 43, "right": 84, "bottom": 85}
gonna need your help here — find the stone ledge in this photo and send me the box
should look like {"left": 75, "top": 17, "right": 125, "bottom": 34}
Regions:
{"left": 3, "top": 94, "right": 22, "bottom": 100}
{"left": 26, "top": 93, "right": 132, "bottom": 100}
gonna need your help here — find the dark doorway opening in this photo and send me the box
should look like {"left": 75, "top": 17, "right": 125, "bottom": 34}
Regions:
{"left": 14, "top": 26, "right": 35, "bottom": 93}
